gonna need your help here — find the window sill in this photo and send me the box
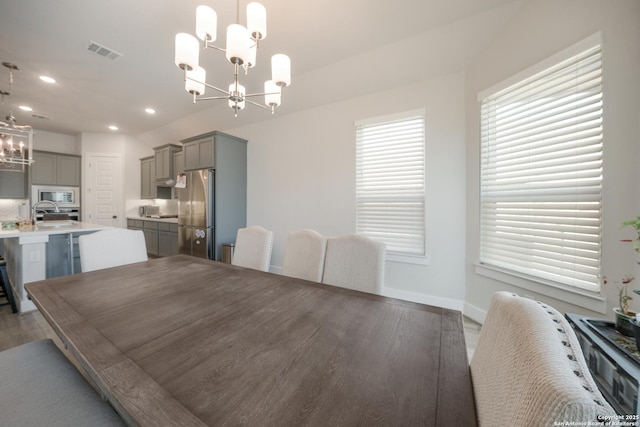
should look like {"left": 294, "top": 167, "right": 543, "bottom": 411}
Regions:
{"left": 387, "top": 252, "right": 430, "bottom": 266}
{"left": 474, "top": 263, "right": 607, "bottom": 314}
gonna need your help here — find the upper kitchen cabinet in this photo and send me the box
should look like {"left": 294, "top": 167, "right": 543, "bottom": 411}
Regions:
{"left": 140, "top": 156, "right": 157, "bottom": 199}
{"left": 181, "top": 131, "right": 245, "bottom": 171}
{"left": 31, "top": 151, "right": 81, "bottom": 186}
{"left": 154, "top": 144, "right": 182, "bottom": 183}
{"left": 174, "top": 150, "right": 184, "bottom": 175}
{"left": 0, "top": 169, "right": 28, "bottom": 199}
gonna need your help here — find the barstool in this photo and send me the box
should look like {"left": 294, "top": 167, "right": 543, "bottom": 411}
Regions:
{"left": 0, "top": 259, "right": 17, "bottom": 313}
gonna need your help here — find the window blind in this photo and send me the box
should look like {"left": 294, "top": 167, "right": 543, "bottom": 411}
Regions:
{"left": 479, "top": 43, "right": 603, "bottom": 291}
{"left": 356, "top": 113, "right": 426, "bottom": 255}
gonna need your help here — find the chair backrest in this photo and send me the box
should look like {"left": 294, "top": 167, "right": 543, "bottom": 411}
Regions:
{"left": 470, "top": 292, "right": 616, "bottom": 426}
{"left": 281, "top": 229, "right": 328, "bottom": 282}
{"left": 79, "top": 228, "right": 148, "bottom": 272}
{"left": 321, "top": 234, "right": 385, "bottom": 294}
{"left": 232, "top": 225, "right": 274, "bottom": 272}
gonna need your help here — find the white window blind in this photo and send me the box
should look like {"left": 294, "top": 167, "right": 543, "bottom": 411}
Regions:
{"left": 479, "top": 41, "right": 603, "bottom": 292}
{"left": 356, "top": 112, "right": 426, "bottom": 256}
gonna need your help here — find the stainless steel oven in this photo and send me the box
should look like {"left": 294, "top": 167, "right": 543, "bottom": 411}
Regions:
{"left": 31, "top": 185, "right": 80, "bottom": 221}
{"left": 32, "top": 185, "right": 80, "bottom": 208}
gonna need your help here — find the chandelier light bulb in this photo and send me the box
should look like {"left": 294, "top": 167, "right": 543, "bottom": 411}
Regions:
{"left": 271, "top": 54, "right": 291, "bottom": 87}
{"left": 186, "top": 66, "right": 206, "bottom": 95}
{"left": 247, "top": 2, "right": 267, "bottom": 41}
{"left": 175, "top": 33, "right": 199, "bottom": 71}
{"left": 196, "top": 5, "right": 217, "bottom": 42}
{"left": 226, "top": 24, "right": 249, "bottom": 65}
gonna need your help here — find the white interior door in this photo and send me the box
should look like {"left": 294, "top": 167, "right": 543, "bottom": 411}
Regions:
{"left": 84, "top": 153, "right": 123, "bottom": 227}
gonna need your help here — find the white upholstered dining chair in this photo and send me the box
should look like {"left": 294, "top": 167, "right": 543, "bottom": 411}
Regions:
{"left": 281, "top": 229, "right": 328, "bottom": 282}
{"left": 470, "top": 292, "right": 616, "bottom": 426}
{"left": 231, "top": 225, "right": 274, "bottom": 272}
{"left": 321, "top": 234, "right": 385, "bottom": 294}
{"left": 79, "top": 228, "right": 148, "bottom": 272}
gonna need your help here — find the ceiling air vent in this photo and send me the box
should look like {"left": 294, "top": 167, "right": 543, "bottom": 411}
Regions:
{"left": 87, "top": 41, "right": 123, "bottom": 61}
{"left": 32, "top": 114, "right": 52, "bottom": 120}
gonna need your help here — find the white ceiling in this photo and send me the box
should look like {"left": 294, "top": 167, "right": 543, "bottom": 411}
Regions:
{"left": 0, "top": 0, "right": 521, "bottom": 139}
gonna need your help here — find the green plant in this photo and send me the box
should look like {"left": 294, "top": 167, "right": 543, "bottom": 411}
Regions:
{"left": 622, "top": 216, "right": 640, "bottom": 254}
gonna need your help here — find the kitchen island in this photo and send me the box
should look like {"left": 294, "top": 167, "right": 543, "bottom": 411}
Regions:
{"left": 1, "top": 221, "right": 111, "bottom": 313}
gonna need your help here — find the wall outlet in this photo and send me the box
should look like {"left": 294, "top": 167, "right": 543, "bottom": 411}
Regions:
{"left": 29, "top": 251, "right": 41, "bottom": 262}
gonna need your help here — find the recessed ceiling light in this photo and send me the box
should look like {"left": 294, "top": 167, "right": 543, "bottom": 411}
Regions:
{"left": 18, "top": 105, "right": 33, "bottom": 112}
{"left": 39, "top": 75, "right": 56, "bottom": 84}
{"left": 145, "top": 108, "right": 156, "bottom": 114}
{"left": 108, "top": 125, "right": 119, "bottom": 131}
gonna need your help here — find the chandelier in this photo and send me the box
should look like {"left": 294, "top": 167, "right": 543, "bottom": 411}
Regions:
{"left": 174, "top": 1, "right": 291, "bottom": 116}
{"left": 0, "top": 62, "right": 33, "bottom": 172}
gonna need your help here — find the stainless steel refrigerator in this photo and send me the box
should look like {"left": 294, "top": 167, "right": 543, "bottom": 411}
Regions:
{"left": 177, "top": 169, "right": 214, "bottom": 259}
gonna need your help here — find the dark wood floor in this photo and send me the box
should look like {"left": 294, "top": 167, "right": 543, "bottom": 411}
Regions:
{"left": 0, "top": 303, "right": 60, "bottom": 352}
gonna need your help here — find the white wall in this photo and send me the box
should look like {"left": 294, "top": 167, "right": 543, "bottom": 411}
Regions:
{"left": 226, "top": 72, "right": 468, "bottom": 308}
{"left": 33, "top": 130, "right": 78, "bottom": 154}
{"left": 464, "top": 0, "right": 640, "bottom": 322}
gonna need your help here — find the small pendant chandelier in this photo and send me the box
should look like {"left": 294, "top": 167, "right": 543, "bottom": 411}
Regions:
{"left": 174, "top": 1, "right": 291, "bottom": 117}
{"left": 0, "top": 62, "right": 33, "bottom": 172}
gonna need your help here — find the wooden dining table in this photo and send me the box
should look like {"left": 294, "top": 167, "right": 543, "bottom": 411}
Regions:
{"left": 26, "top": 254, "right": 477, "bottom": 426}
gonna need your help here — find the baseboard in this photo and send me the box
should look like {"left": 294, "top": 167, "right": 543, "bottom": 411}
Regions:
{"left": 381, "top": 288, "right": 465, "bottom": 312}
{"left": 463, "top": 302, "right": 487, "bottom": 325}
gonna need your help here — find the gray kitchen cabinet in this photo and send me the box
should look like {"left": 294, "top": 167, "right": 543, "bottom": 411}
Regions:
{"left": 143, "top": 220, "right": 159, "bottom": 257}
{"left": 174, "top": 151, "right": 184, "bottom": 175}
{"left": 57, "top": 155, "right": 81, "bottom": 186}
{"left": 31, "top": 151, "right": 55, "bottom": 184}
{"left": 154, "top": 144, "right": 182, "bottom": 182}
{"left": 181, "top": 134, "right": 215, "bottom": 170}
{"left": 128, "top": 219, "right": 177, "bottom": 257}
{"left": 127, "top": 219, "right": 143, "bottom": 229}
{"left": 31, "top": 151, "right": 81, "bottom": 186}
{"left": 158, "top": 222, "right": 179, "bottom": 257}
{"left": 0, "top": 169, "right": 28, "bottom": 199}
{"left": 140, "top": 156, "right": 156, "bottom": 199}
{"left": 172, "top": 151, "right": 184, "bottom": 200}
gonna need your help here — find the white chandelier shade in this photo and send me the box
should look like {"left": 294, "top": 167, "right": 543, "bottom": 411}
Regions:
{"left": 174, "top": 33, "right": 199, "bottom": 71}
{"left": 226, "top": 24, "right": 250, "bottom": 65}
{"left": 174, "top": 1, "right": 291, "bottom": 116}
{"left": 246, "top": 2, "right": 267, "bottom": 40}
{"left": 264, "top": 80, "right": 281, "bottom": 107}
{"left": 196, "top": 6, "right": 217, "bottom": 42}
{"left": 271, "top": 54, "right": 291, "bottom": 87}
{"left": 185, "top": 66, "right": 206, "bottom": 95}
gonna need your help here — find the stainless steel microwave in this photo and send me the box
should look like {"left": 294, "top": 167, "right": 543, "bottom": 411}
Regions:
{"left": 32, "top": 185, "right": 80, "bottom": 208}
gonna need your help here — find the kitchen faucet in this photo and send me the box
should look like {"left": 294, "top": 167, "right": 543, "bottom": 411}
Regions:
{"left": 32, "top": 200, "right": 60, "bottom": 223}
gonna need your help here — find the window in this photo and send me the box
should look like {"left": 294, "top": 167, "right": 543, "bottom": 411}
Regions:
{"left": 356, "top": 110, "right": 426, "bottom": 257}
{"left": 479, "top": 35, "right": 603, "bottom": 292}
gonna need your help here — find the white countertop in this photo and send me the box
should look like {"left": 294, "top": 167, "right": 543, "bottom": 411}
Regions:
{"left": 127, "top": 216, "right": 178, "bottom": 224}
{"left": 0, "top": 221, "right": 111, "bottom": 238}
